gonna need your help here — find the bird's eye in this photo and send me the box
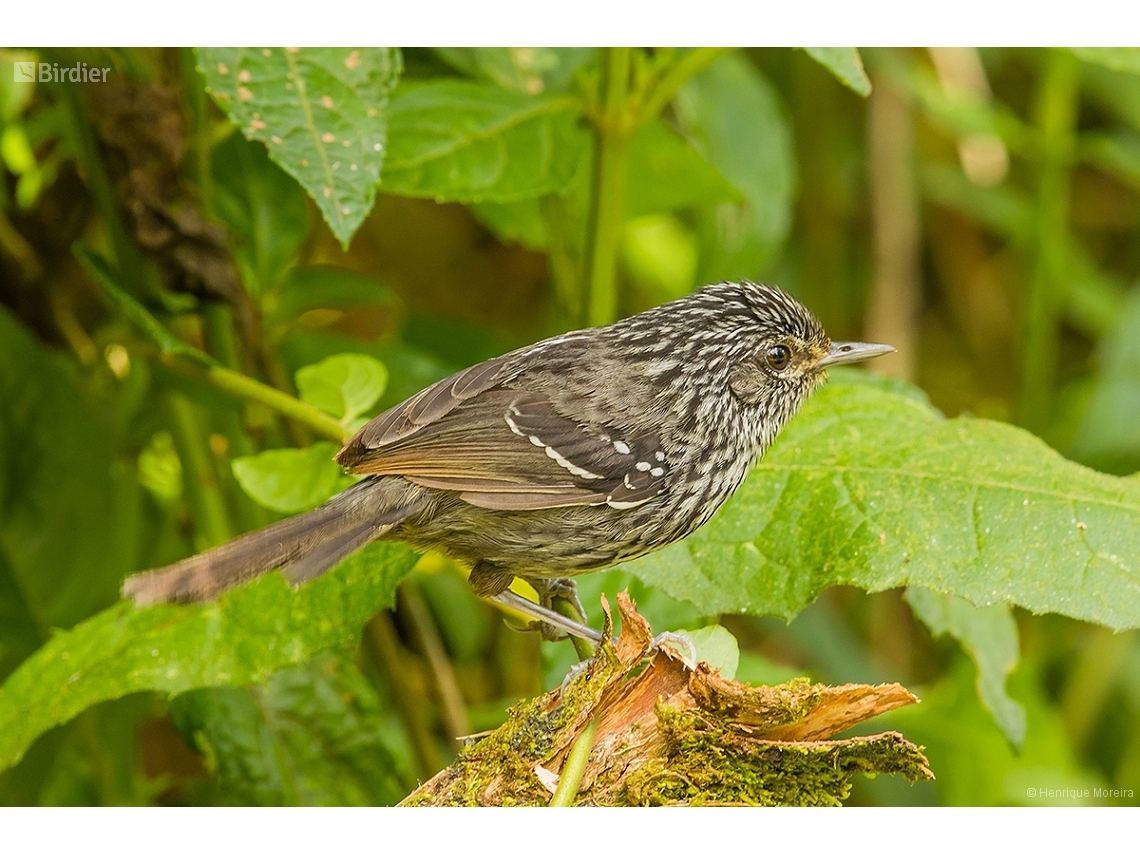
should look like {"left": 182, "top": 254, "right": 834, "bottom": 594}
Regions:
{"left": 765, "top": 345, "right": 791, "bottom": 371}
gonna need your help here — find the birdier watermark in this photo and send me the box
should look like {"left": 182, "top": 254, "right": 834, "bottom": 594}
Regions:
{"left": 13, "top": 61, "right": 111, "bottom": 84}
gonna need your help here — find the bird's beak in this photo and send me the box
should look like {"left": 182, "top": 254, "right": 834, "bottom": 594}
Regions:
{"left": 819, "top": 341, "right": 897, "bottom": 367}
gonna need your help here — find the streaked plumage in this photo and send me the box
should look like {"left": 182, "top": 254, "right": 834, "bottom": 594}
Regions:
{"left": 123, "top": 281, "right": 892, "bottom": 627}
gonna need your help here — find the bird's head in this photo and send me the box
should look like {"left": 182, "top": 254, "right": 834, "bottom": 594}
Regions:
{"left": 693, "top": 281, "right": 895, "bottom": 447}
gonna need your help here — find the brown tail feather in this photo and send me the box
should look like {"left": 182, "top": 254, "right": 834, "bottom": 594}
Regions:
{"left": 122, "top": 479, "right": 421, "bottom": 605}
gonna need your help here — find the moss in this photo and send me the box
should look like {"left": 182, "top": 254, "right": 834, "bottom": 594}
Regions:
{"left": 619, "top": 703, "right": 929, "bottom": 806}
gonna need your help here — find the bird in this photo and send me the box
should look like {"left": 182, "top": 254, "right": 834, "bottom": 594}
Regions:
{"left": 122, "top": 281, "right": 894, "bottom": 643}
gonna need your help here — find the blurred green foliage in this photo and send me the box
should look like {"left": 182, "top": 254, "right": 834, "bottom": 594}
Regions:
{"left": 0, "top": 46, "right": 1138, "bottom": 806}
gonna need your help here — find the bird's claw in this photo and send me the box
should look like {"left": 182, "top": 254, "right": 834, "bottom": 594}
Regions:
{"left": 650, "top": 630, "right": 697, "bottom": 669}
{"left": 558, "top": 659, "right": 592, "bottom": 698}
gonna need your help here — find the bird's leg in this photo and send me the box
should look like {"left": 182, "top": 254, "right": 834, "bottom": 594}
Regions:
{"left": 528, "top": 577, "right": 588, "bottom": 640}
{"left": 470, "top": 561, "right": 602, "bottom": 645}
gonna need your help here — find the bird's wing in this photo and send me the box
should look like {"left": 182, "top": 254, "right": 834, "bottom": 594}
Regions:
{"left": 336, "top": 363, "right": 670, "bottom": 511}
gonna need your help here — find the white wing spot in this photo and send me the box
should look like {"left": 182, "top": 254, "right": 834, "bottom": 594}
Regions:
{"left": 504, "top": 413, "right": 525, "bottom": 438}
{"left": 607, "top": 497, "right": 653, "bottom": 510}
{"left": 655, "top": 451, "right": 666, "bottom": 462}
{"left": 544, "top": 445, "right": 602, "bottom": 479}
{"left": 613, "top": 441, "right": 631, "bottom": 454}
{"left": 635, "top": 461, "right": 651, "bottom": 472}
{"left": 650, "top": 467, "right": 665, "bottom": 477}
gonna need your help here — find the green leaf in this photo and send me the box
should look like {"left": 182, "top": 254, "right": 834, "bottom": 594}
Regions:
{"left": 171, "top": 653, "right": 406, "bottom": 805}
{"left": 675, "top": 54, "right": 797, "bottom": 281}
{"left": 382, "top": 80, "right": 588, "bottom": 203}
{"left": 800, "top": 48, "right": 872, "bottom": 97}
{"left": 624, "top": 118, "right": 742, "bottom": 218}
{"left": 197, "top": 47, "right": 402, "bottom": 248}
{"left": 295, "top": 354, "right": 387, "bottom": 423}
{"left": 687, "top": 625, "right": 739, "bottom": 680}
{"left": 0, "top": 540, "right": 419, "bottom": 773}
{"left": 905, "top": 586, "right": 1026, "bottom": 750}
{"left": 232, "top": 442, "right": 349, "bottom": 514}
{"left": 434, "top": 48, "right": 596, "bottom": 94}
{"left": 1070, "top": 48, "right": 1140, "bottom": 76}
{"left": 209, "top": 132, "right": 309, "bottom": 294}
{"left": 626, "top": 374, "right": 1140, "bottom": 632}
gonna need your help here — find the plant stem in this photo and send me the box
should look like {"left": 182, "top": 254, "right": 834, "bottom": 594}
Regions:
{"left": 584, "top": 47, "right": 633, "bottom": 327}
{"left": 160, "top": 351, "right": 349, "bottom": 444}
{"left": 1019, "top": 49, "right": 1080, "bottom": 431}
{"left": 639, "top": 47, "right": 734, "bottom": 122}
{"left": 365, "top": 612, "right": 443, "bottom": 778}
{"left": 400, "top": 578, "right": 471, "bottom": 743}
{"left": 548, "top": 716, "right": 598, "bottom": 806}
{"left": 164, "top": 393, "right": 233, "bottom": 550}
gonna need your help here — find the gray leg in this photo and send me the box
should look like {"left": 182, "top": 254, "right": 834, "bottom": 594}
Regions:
{"left": 487, "top": 590, "right": 603, "bottom": 645}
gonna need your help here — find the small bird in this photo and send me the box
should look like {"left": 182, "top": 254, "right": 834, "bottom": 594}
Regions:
{"left": 123, "top": 281, "right": 893, "bottom": 641}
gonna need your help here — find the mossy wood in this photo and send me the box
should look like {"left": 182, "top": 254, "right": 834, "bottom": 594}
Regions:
{"left": 402, "top": 593, "right": 933, "bottom": 806}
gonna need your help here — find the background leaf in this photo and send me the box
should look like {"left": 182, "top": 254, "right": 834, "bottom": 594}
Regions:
{"left": 382, "top": 80, "right": 588, "bottom": 202}
{"left": 675, "top": 54, "right": 797, "bottom": 282}
{"left": 232, "top": 442, "right": 350, "bottom": 514}
{"left": 198, "top": 47, "right": 402, "bottom": 247}
{"left": 905, "top": 586, "right": 1026, "bottom": 749}
{"left": 295, "top": 354, "right": 387, "bottom": 423}
{"left": 686, "top": 625, "right": 740, "bottom": 680}
{"left": 0, "top": 541, "right": 418, "bottom": 773}
{"left": 209, "top": 133, "right": 309, "bottom": 295}
{"left": 627, "top": 373, "right": 1140, "bottom": 631}
{"left": 801, "top": 48, "right": 873, "bottom": 97}
{"left": 170, "top": 653, "right": 406, "bottom": 805}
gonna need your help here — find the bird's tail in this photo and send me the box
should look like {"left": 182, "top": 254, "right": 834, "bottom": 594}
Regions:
{"left": 122, "top": 478, "right": 422, "bottom": 605}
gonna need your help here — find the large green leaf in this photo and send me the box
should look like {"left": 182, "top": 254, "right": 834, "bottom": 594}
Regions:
{"left": 382, "top": 80, "right": 588, "bottom": 202}
{"left": 197, "top": 47, "right": 402, "bottom": 248}
{"left": 800, "top": 48, "right": 872, "bottom": 97}
{"left": 905, "top": 586, "right": 1026, "bottom": 750}
{"left": 675, "top": 54, "right": 797, "bottom": 282}
{"left": 626, "top": 373, "right": 1140, "bottom": 631}
{"left": 0, "top": 541, "right": 418, "bottom": 773}
{"left": 171, "top": 653, "right": 406, "bottom": 805}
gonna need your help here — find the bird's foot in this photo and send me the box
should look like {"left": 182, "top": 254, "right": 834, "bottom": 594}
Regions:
{"left": 529, "top": 577, "right": 588, "bottom": 641}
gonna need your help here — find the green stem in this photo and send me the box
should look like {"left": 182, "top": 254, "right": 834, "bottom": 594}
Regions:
{"left": 639, "top": 47, "right": 734, "bottom": 122}
{"left": 548, "top": 716, "right": 598, "bottom": 806}
{"left": 584, "top": 47, "right": 633, "bottom": 327}
{"left": 1018, "top": 49, "right": 1080, "bottom": 431}
{"left": 160, "top": 351, "right": 348, "bottom": 444}
{"left": 164, "top": 393, "right": 233, "bottom": 550}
